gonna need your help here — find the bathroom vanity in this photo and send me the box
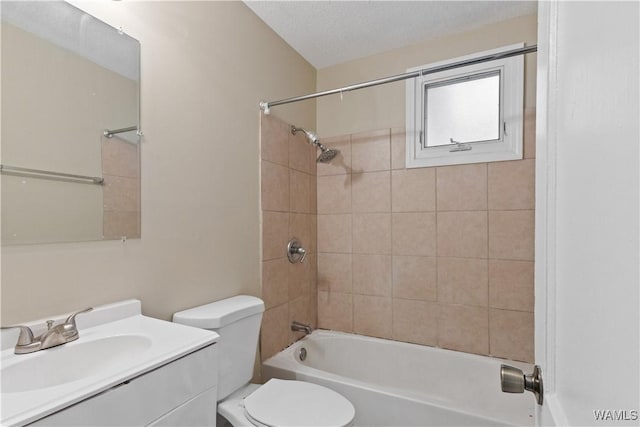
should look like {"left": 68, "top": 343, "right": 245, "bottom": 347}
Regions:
{"left": 0, "top": 300, "right": 218, "bottom": 426}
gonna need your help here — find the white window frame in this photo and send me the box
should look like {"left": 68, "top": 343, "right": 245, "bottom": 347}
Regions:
{"left": 406, "top": 43, "right": 525, "bottom": 168}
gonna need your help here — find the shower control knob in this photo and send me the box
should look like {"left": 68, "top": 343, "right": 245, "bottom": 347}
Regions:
{"left": 287, "top": 238, "right": 307, "bottom": 264}
{"left": 500, "top": 364, "right": 543, "bottom": 405}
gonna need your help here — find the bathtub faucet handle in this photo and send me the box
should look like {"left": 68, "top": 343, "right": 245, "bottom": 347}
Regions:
{"left": 287, "top": 238, "right": 307, "bottom": 264}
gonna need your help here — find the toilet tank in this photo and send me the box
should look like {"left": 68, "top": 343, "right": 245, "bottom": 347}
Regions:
{"left": 173, "top": 295, "right": 265, "bottom": 401}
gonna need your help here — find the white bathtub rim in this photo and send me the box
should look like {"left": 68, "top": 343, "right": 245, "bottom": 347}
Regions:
{"left": 283, "top": 329, "right": 532, "bottom": 367}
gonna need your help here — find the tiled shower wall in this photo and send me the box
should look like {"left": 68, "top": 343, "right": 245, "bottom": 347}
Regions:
{"left": 102, "top": 137, "right": 140, "bottom": 239}
{"left": 316, "top": 109, "right": 536, "bottom": 363}
{"left": 260, "top": 113, "right": 318, "bottom": 361}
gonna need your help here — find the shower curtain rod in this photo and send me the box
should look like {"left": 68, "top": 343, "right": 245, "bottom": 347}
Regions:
{"left": 259, "top": 44, "right": 537, "bottom": 113}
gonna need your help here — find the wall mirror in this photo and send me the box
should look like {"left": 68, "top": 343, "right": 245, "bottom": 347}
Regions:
{"left": 1, "top": 1, "right": 141, "bottom": 245}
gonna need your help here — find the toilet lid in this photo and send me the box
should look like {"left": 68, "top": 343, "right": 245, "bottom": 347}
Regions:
{"left": 243, "top": 379, "right": 355, "bottom": 427}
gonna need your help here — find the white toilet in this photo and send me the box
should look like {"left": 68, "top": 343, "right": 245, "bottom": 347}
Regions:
{"left": 173, "top": 295, "right": 355, "bottom": 427}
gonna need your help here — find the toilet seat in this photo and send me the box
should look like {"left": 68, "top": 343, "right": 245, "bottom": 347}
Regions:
{"left": 243, "top": 379, "right": 355, "bottom": 427}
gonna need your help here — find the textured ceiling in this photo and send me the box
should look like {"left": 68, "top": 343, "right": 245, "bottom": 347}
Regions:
{"left": 244, "top": 1, "right": 537, "bottom": 69}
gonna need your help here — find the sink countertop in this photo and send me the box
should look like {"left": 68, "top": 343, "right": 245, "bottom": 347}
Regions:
{"left": 0, "top": 300, "right": 218, "bottom": 427}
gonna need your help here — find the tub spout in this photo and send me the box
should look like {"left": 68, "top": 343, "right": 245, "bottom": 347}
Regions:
{"left": 291, "top": 321, "right": 313, "bottom": 335}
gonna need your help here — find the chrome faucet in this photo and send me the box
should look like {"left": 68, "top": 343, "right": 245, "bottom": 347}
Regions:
{"left": 1, "top": 307, "right": 92, "bottom": 354}
{"left": 291, "top": 321, "right": 313, "bottom": 335}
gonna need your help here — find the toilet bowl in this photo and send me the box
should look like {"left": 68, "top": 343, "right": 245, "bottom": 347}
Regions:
{"left": 173, "top": 295, "right": 355, "bottom": 427}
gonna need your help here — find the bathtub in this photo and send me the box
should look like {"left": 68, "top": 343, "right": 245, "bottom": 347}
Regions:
{"left": 262, "top": 330, "right": 534, "bottom": 426}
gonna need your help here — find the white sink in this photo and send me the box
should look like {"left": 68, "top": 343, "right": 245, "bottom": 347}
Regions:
{"left": 1, "top": 300, "right": 218, "bottom": 427}
{"left": 1, "top": 335, "right": 152, "bottom": 393}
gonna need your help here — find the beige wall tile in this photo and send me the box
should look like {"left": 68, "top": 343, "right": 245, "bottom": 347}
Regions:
{"left": 488, "top": 159, "right": 535, "bottom": 210}
{"left": 318, "top": 253, "right": 352, "bottom": 293}
{"left": 101, "top": 139, "right": 118, "bottom": 175}
{"left": 317, "top": 135, "right": 351, "bottom": 176}
{"left": 489, "top": 260, "right": 534, "bottom": 312}
{"left": 317, "top": 214, "right": 351, "bottom": 253}
{"left": 392, "top": 168, "right": 436, "bottom": 212}
{"left": 392, "top": 256, "right": 437, "bottom": 301}
{"left": 290, "top": 170, "right": 314, "bottom": 214}
{"left": 436, "top": 163, "right": 488, "bottom": 211}
{"left": 260, "top": 303, "right": 289, "bottom": 361}
{"left": 353, "top": 295, "right": 392, "bottom": 339}
{"left": 489, "top": 210, "right": 535, "bottom": 261}
{"left": 289, "top": 253, "right": 314, "bottom": 301}
{"left": 309, "top": 253, "right": 318, "bottom": 294}
{"left": 102, "top": 138, "right": 139, "bottom": 178}
{"left": 439, "top": 304, "right": 489, "bottom": 355}
{"left": 392, "top": 299, "right": 438, "bottom": 346}
{"left": 262, "top": 211, "right": 288, "bottom": 261}
{"left": 309, "top": 214, "right": 317, "bottom": 252}
{"left": 103, "top": 175, "right": 139, "bottom": 212}
{"left": 262, "top": 258, "right": 289, "bottom": 309}
{"left": 391, "top": 127, "right": 406, "bottom": 170}
{"left": 308, "top": 144, "right": 319, "bottom": 176}
{"left": 392, "top": 212, "right": 437, "bottom": 256}
{"left": 289, "top": 131, "right": 315, "bottom": 175}
{"left": 261, "top": 160, "right": 290, "bottom": 212}
{"left": 318, "top": 291, "right": 352, "bottom": 332}
{"left": 352, "top": 171, "right": 391, "bottom": 213}
{"left": 490, "top": 309, "right": 534, "bottom": 363}
{"left": 310, "top": 175, "right": 318, "bottom": 214}
{"left": 523, "top": 108, "right": 536, "bottom": 159}
{"left": 103, "top": 211, "right": 140, "bottom": 239}
{"left": 308, "top": 293, "right": 318, "bottom": 330}
{"left": 353, "top": 254, "right": 392, "bottom": 296}
{"left": 438, "top": 257, "right": 488, "bottom": 307}
{"left": 351, "top": 129, "right": 391, "bottom": 172}
{"left": 317, "top": 174, "right": 351, "bottom": 214}
{"left": 289, "top": 213, "right": 315, "bottom": 254}
{"left": 260, "top": 113, "right": 289, "bottom": 166}
{"left": 437, "top": 211, "right": 488, "bottom": 258}
{"left": 310, "top": 254, "right": 318, "bottom": 296}
{"left": 352, "top": 213, "right": 391, "bottom": 254}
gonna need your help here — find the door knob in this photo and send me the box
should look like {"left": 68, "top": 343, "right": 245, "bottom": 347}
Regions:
{"left": 500, "top": 364, "right": 543, "bottom": 405}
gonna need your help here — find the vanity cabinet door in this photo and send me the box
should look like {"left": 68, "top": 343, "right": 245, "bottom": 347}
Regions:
{"left": 28, "top": 345, "right": 217, "bottom": 426}
{"left": 148, "top": 387, "right": 217, "bottom": 426}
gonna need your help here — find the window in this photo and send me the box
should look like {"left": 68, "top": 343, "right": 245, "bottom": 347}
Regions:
{"left": 406, "top": 44, "right": 525, "bottom": 168}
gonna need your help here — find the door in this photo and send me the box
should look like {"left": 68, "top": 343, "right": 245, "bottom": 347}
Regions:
{"left": 534, "top": 1, "right": 639, "bottom": 426}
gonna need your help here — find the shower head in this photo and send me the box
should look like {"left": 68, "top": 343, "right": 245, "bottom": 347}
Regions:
{"left": 316, "top": 145, "right": 339, "bottom": 163}
{"left": 291, "top": 125, "right": 340, "bottom": 163}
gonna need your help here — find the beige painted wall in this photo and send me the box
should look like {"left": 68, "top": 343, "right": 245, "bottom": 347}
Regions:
{"left": 316, "top": 14, "right": 537, "bottom": 138}
{"left": 0, "top": 1, "right": 316, "bottom": 324}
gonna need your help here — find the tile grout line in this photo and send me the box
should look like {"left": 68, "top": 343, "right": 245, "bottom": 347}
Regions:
{"left": 486, "top": 162, "right": 492, "bottom": 356}
{"left": 388, "top": 128, "right": 394, "bottom": 339}
{"left": 349, "top": 133, "right": 355, "bottom": 333}
{"left": 434, "top": 165, "right": 440, "bottom": 348}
